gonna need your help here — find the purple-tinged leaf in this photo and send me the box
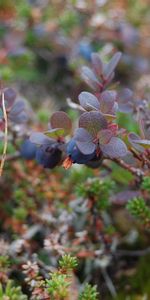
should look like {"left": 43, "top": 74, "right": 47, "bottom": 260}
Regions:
{"left": 91, "top": 53, "right": 103, "bottom": 77}
{"left": 76, "top": 140, "right": 96, "bottom": 155}
{"left": 50, "top": 111, "right": 72, "bottom": 132}
{"left": 0, "top": 88, "right": 17, "bottom": 110}
{"left": 81, "top": 66, "right": 100, "bottom": 91}
{"left": 44, "top": 128, "right": 65, "bottom": 138}
{"left": 9, "top": 101, "right": 25, "bottom": 115}
{"left": 78, "top": 92, "right": 100, "bottom": 111}
{"left": 74, "top": 128, "right": 96, "bottom": 155}
{"left": 79, "top": 111, "right": 107, "bottom": 137}
{"left": 103, "top": 52, "right": 122, "bottom": 79}
{"left": 30, "top": 132, "right": 54, "bottom": 145}
{"left": 101, "top": 137, "right": 127, "bottom": 158}
{"left": 9, "top": 111, "right": 28, "bottom": 123}
{"left": 99, "top": 90, "right": 116, "bottom": 113}
{"left": 98, "top": 129, "right": 113, "bottom": 144}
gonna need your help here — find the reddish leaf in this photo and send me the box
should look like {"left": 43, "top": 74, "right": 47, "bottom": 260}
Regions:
{"left": 50, "top": 111, "right": 72, "bottom": 132}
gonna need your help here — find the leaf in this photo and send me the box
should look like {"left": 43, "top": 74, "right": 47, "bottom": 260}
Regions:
{"left": 129, "top": 136, "right": 150, "bottom": 148}
{"left": 119, "top": 88, "right": 133, "bottom": 102}
{"left": 103, "top": 52, "right": 122, "bottom": 79}
{"left": 91, "top": 53, "right": 103, "bottom": 77}
{"left": 81, "top": 66, "right": 100, "bottom": 91}
{"left": 50, "top": 111, "right": 72, "bottom": 132}
{"left": 101, "top": 137, "right": 127, "bottom": 158}
{"left": 100, "top": 90, "right": 116, "bottom": 113}
{"left": 78, "top": 92, "right": 100, "bottom": 111}
{"left": 0, "top": 88, "right": 16, "bottom": 110}
{"left": 118, "top": 88, "right": 133, "bottom": 113}
{"left": 44, "top": 128, "right": 65, "bottom": 138}
{"left": 30, "top": 132, "right": 54, "bottom": 145}
{"left": 118, "top": 103, "right": 133, "bottom": 113}
{"left": 128, "top": 133, "right": 144, "bottom": 151}
{"left": 74, "top": 128, "right": 96, "bottom": 155}
{"left": 103, "top": 114, "right": 116, "bottom": 121}
{"left": 9, "top": 100, "right": 25, "bottom": 115}
{"left": 9, "top": 111, "right": 28, "bottom": 123}
{"left": 138, "top": 138, "right": 150, "bottom": 148}
{"left": 79, "top": 111, "right": 107, "bottom": 137}
{"left": 98, "top": 129, "right": 113, "bottom": 144}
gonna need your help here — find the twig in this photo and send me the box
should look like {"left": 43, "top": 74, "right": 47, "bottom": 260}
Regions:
{"left": 113, "top": 158, "right": 144, "bottom": 178}
{"left": 0, "top": 90, "right": 8, "bottom": 176}
{"left": 0, "top": 152, "right": 21, "bottom": 162}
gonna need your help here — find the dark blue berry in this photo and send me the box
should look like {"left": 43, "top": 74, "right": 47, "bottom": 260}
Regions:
{"left": 36, "top": 145, "right": 62, "bottom": 168}
{"left": 20, "top": 139, "right": 37, "bottom": 160}
{"left": 67, "top": 139, "right": 95, "bottom": 164}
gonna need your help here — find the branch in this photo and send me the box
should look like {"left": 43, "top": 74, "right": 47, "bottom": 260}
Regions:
{"left": 112, "top": 158, "right": 144, "bottom": 179}
{"left": 0, "top": 152, "right": 21, "bottom": 162}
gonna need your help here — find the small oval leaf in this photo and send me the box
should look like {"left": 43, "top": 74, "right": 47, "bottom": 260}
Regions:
{"left": 81, "top": 66, "right": 100, "bottom": 91}
{"left": 101, "top": 137, "right": 127, "bottom": 158}
{"left": 50, "top": 111, "right": 72, "bottom": 132}
{"left": 104, "top": 52, "right": 122, "bottom": 79}
{"left": 91, "top": 53, "right": 103, "bottom": 77}
{"left": 79, "top": 111, "right": 107, "bottom": 137}
{"left": 78, "top": 91, "right": 100, "bottom": 111}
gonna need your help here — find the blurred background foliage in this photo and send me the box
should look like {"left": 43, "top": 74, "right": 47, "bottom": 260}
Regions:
{"left": 0, "top": 0, "right": 150, "bottom": 299}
